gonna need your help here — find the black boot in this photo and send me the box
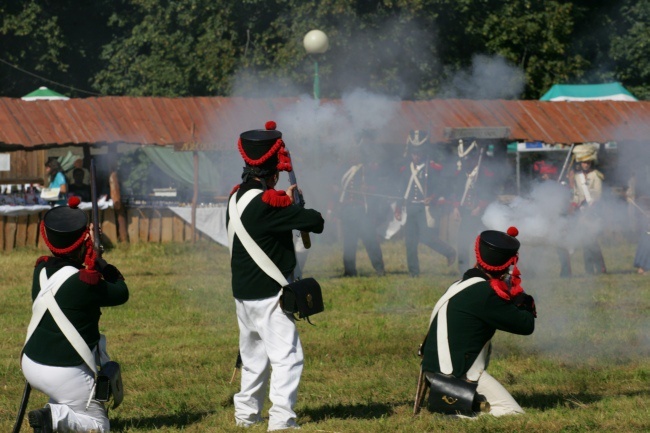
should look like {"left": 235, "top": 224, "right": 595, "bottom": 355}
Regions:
{"left": 28, "top": 406, "right": 53, "bottom": 433}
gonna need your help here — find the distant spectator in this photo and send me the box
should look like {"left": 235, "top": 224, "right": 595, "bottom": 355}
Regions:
{"left": 66, "top": 158, "right": 91, "bottom": 186}
{"left": 44, "top": 159, "right": 68, "bottom": 205}
{"left": 68, "top": 168, "right": 92, "bottom": 202}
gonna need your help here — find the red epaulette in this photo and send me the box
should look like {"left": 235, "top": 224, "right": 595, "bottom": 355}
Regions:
{"left": 229, "top": 184, "right": 240, "bottom": 196}
{"left": 262, "top": 189, "right": 292, "bottom": 208}
{"left": 399, "top": 165, "right": 408, "bottom": 173}
{"left": 35, "top": 256, "right": 50, "bottom": 267}
{"left": 482, "top": 167, "right": 495, "bottom": 177}
{"left": 429, "top": 161, "right": 443, "bottom": 171}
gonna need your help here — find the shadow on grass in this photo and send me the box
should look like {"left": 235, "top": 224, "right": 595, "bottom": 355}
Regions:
{"left": 300, "top": 401, "right": 395, "bottom": 421}
{"left": 110, "top": 410, "right": 212, "bottom": 432}
{"left": 513, "top": 392, "right": 603, "bottom": 411}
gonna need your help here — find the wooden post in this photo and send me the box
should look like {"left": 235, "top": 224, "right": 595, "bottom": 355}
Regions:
{"left": 192, "top": 149, "right": 199, "bottom": 244}
{"left": 106, "top": 144, "right": 128, "bottom": 243}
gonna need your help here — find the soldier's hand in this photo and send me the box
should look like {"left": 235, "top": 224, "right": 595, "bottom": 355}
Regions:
{"left": 512, "top": 293, "right": 536, "bottom": 317}
{"left": 285, "top": 184, "right": 297, "bottom": 204}
{"left": 95, "top": 258, "right": 125, "bottom": 283}
{"left": 394, "top": 206, "right": 402, "bottom": 221}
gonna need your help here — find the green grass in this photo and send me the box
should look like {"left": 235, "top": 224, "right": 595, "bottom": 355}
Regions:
{"left": 1, "top": 238, "right": 649, "bottom": 432}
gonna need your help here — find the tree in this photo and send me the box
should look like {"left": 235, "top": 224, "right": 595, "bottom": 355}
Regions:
{"left": 482, "top": 0, "right": 589, "bottom": 99}
{"left": 0, "top": 1, "right": 67, "bottom": 97}
{"left": 609, "top": 0, "right": 650, "bottom": 99}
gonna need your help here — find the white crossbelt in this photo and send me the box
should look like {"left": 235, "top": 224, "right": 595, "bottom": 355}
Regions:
{"left": 227, "top": 190, "right": 290, "bottom": 287}
{"left": 428, "top": 277, "right": 490, "bottom": 381}
{"left": 575, "top": 172, "right": 593, "bottom": 204}
{"left": 26, "top": 266, "right": 101, "bottom": 408}
{"left": 339, "top": 164, "right": 363, "bottom": 203}
{"left": 404, "top": 162, "right": 425, "bottom": 200}
{"left": 26, "top": 266, "right": 98, "bottom": 376}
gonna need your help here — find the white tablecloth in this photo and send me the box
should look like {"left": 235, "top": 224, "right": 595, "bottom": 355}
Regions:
{"left": 168, "top": 205, "right": 228, "bottom": 247}
{"left": 0, "top": 198, "right": 113, "bottom": 217}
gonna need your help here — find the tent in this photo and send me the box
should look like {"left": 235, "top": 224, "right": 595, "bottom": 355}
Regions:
{"left": 21, "top": 86, "right": 70, "bottom": 101}
{"left": 540, "top": 82, "right": 637, "bottom": 101}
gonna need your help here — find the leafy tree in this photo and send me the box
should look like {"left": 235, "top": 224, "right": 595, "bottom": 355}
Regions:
{"left": 609, "top": 0, "right": 650, "bottom": 99}
{"left": 0, "top": 0, "right": 117, "bottom": 97}
{"left": 482, "top": 0, "right": 589, "bottom": 99}
{"left": 0, "top": 1, "right": 67, "bottom": 97}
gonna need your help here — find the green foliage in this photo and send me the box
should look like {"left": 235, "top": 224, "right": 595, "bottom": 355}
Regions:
{"left": 117, "top": 147, "right": 154, "bottom": 196}
{"left": 610, "top": 0, "right": 650, "bottom": 100}
{"left": 483, "top": 1, "right": 589, "bottom": 99}
{"left": 1, "top": 1, "right": 649, "bottom": 99}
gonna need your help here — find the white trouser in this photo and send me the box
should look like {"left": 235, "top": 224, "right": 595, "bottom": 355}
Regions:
{"left": 476, "top": 371, "right": 524, "bottom": 417}
{"left": 22, "top": 354, "right": 109, "bottom": 432}
{"left": 234, "top": 293, "right": 304, "bottom": 431}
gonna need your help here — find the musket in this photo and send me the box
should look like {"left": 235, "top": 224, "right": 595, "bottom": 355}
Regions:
{"left": 413, "top": 367, "right": 428, "bottom": 415}
{"left": 286, "top": 151, "right": 311, "bottom": 249}
{"left": 230, "top": 351, "right": 243, "bottom": 384}
{"left": 460, "top": 147, "right": 484, "bottom": 207}
{"left": 557, "top": 143, "right": 575, "bottom": 183}
{"left": 413, "top": 341, "right": 428, "bottom": 415}
{"left": 90, "top": 158, "right": 104, "bottom": 257}
{"left": 12, "top": 380, "right": 31, "bottom": 433}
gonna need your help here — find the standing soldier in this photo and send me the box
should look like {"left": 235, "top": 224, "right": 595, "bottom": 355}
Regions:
{"left": 226, "top": 121, "right": 324, "bottom": 431}
{"left": 395, "top": 130, "right": 456, "bottom": 277}
{"left": 450, "top": 139, "right": 497, "bottom": 272}
{"left": 338, "top": 138, "right": 386, "bottom": 277}
{"left": 570, "top": 143, "right": 606, "bottom": 274}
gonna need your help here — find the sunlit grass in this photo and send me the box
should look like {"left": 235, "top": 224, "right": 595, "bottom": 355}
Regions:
{"left": 1, "top": 237, "right": 648, "bottom": 432}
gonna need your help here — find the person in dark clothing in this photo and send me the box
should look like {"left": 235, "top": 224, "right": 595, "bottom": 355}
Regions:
{"left": 68, "top": 168, "right": 92, "bottom": 202}
{"left": 21, "top": 196, "right": 128, "bottom": 433}
{"left": 338, "top": 149, "right": 386, "bottom": 276}
{"left": 419, "top": 226, "right": 536, "bottom": 417}
{"left": 450, "top": 139, "right": 498, "bottom": 272}
{"left": 226, "top": 121, "right": 324, "bottom": 431}
{"left": 395, "top": 130, "right": 456, "bottom": 277}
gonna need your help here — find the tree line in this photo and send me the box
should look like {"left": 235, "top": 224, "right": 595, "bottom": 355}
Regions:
{"left": 1, "top": 0, "right": 648, "bottom": 100}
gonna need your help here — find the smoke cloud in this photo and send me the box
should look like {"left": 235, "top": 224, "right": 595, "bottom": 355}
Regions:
{"left": 438, "top": 54, "right": 526, "bottom": 99}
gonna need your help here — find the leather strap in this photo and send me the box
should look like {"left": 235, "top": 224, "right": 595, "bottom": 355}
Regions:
{"left": 227, "top": 190, "right": 289, "bottom": 287}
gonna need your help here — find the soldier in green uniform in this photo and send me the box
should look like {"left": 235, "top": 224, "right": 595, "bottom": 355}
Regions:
{"left": 420, "top": 226, "right": 536, "bottom": 417}
{"left": 227, "top": 121, "right": 324, "bottom": 431}
{"left": 21, "top": 196, "right": 128, "bottom": 433}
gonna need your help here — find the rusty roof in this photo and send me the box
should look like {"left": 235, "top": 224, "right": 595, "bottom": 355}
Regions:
{"left": 0, "top": 97, "right": 649, "bottom": 151}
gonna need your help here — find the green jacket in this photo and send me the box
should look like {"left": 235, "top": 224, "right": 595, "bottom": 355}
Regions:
{"left": 24, "top": 257, "right": 129, "bottom": 367}
{"left": 227, "top": 180, "right": 324, "bottom": 300}
{"left": 421, "top": 268, "right": 535, "bottom": 377}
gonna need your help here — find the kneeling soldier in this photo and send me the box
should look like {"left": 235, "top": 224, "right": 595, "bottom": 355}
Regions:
{"left": 415, "top": 226, "right": 536, "bottom": 417}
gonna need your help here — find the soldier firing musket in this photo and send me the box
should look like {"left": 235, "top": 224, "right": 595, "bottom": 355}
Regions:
{"left": 17, "top": 157, "right": 129, "bottom": 433}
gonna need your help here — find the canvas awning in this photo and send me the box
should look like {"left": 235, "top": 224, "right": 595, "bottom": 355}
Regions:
{"left": 540, "top": 82, "right": 637, "bottom": 102}
{"left": 21, "top": 86, "right": 70, "bottom": 101}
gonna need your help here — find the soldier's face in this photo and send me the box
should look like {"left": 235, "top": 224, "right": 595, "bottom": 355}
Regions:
{"left": 580, "top": 162, "right": 591, "bottom": 171}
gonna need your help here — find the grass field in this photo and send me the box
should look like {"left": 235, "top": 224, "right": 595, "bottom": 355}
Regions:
{"left": 1, "top": 237, "right": 649, "bottom": 432}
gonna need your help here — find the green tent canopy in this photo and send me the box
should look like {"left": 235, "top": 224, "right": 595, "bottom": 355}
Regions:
{"left": 540, "top": 82, "right": 637, "bottom": 101}
{"left": 143, "top": 146, "right": 221, "bottom": 194}
{"left": 21, "top": 86, "right": 69, "bottom": 101}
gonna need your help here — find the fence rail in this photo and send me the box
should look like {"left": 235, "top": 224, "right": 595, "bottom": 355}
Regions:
{"left": 0, "top": 207, "right": 207, "bottom": 252}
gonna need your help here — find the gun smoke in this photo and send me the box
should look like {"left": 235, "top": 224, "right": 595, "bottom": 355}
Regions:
{"left": 213, "top": 18, "right": 650, "bottom": 363}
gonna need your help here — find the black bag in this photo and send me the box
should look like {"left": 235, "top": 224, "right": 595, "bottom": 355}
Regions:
{"left": 280, "top": 277, "right": 324, "bottom": 321}
{"left": 95, "top": 361, "right": 124, "bottom": 409}
{"left": 427, "top": 372, "right": 489, "bottom": 416}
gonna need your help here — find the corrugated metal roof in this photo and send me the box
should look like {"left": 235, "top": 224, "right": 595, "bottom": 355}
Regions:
{"left": 0, "top": 97, "right": 648, "bottom": 151}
